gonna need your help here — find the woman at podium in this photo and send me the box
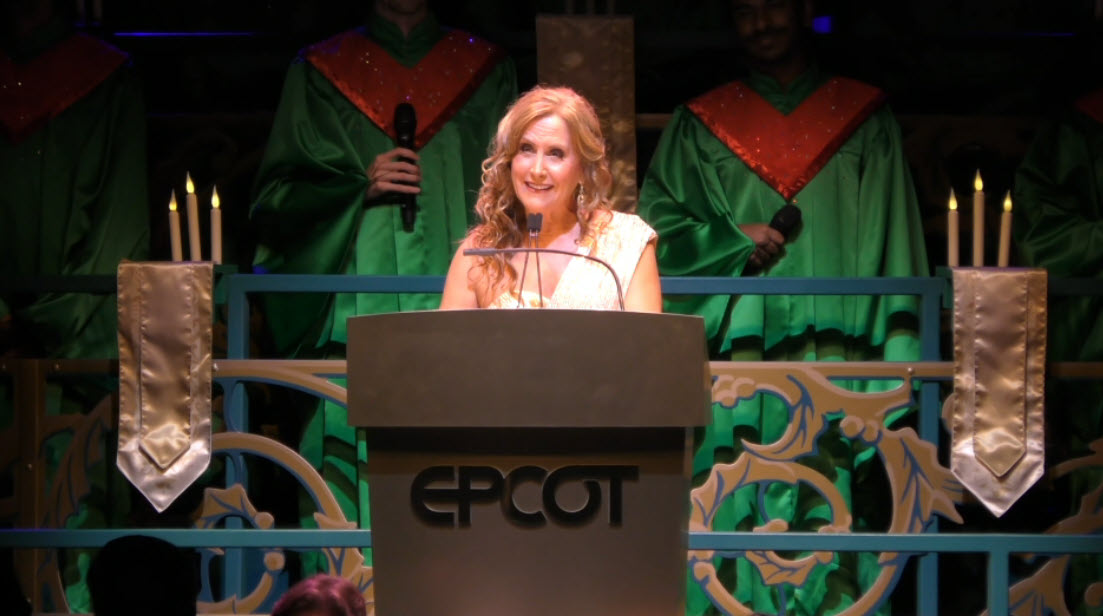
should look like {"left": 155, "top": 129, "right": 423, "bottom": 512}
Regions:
{"left": 439, "top": 86, "right": 662, "bottom": 312}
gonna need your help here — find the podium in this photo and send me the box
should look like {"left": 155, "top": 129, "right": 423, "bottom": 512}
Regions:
{"left": 347, "top": 310, "right": 711, "bottom": 616}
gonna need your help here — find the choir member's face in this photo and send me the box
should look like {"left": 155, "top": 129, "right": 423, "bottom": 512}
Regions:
{"left": 731, "top": 0, "right": 810, "bottom": 64}
{"left": 510, "top": 115, "right": 584, "bottom": 216}
{"left": 376, "top": 0, "right": 426, "bottom": 15}
{"left": 375, "top": 0, "right": 421, "bottom": 14}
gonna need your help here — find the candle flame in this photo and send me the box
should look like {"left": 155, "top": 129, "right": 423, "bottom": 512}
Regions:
{"left": 169, "top": 192, "right": 178, "bottom": 212}
{"left": 186, "top": 172, "right": 195, "bottom": 194}
{"left": 211, "top": 187, "right": 221, "bottom": 209}
{"left": 1003, "top": 192, "right": 1012, "bottom": 212}
{"left": 974, "top": 170, "right": 983, "bottom": 191}
{"left": 948, "top": 189, "right": 958, "bottom": 211}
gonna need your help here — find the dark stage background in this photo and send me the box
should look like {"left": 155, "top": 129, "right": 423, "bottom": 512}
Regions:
{"left": 5, "top": 5, "right": 1098, "bottom": 614}
{"left": 76, "top": 0, "right": 1102, "bottom": 273}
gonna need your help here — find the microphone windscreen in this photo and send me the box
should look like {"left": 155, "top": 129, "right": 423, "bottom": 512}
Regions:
{"left": 526, "top": 213, "right": 543, "bottom": 233}
{"left": 394, "top": 103, "right": 417, "bottom": 148}
{"left": 768, "top": 204, "right": 802, "bottom": 239}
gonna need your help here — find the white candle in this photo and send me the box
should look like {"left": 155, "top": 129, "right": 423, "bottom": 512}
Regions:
{"left": 168, "top": 192, "right": 183, "bottom": 262}
{"left": 186, "top": 173, "right": 202, "bottom": 261}
{"left": 972, "top": 170, "right": 985, "bottom": 266}
{"left": 998, "top": 192, "right": 1012, "bottom": 267}
{"left": 210, "top": 187, "right": 222, "bottom": 265}
{"left": 947, "top": 189, "right": 959, "bottom": 267}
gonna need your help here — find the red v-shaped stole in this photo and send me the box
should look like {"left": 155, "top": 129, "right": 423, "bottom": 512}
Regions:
{"left": 687, "top": 77, "right": 886, "bottom": 201}
{"left": 306, "top": 29, "right": 504, "bottom": 149}
{"left": 0, "top": 34, "right": 127, "bottom": 143}
{"left": 1075, "top": 88, "right": 1103, "bottom": 125}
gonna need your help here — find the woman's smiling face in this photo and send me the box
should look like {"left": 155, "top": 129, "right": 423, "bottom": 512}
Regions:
{"left": 510, "top": 114, "right": 584, "bottom": 216}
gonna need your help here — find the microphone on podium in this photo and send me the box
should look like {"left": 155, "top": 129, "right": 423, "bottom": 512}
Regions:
{"left": 394, "top": 102, "right": 418, "bottom": 233}
{"left": 744, "top": 203, "right": 802, "bottom": 276}
{"left": 519, "top": 214, "right": 543, "bottom": 308}
{"left": 463, "top": 215, "right": 627, "bottom": 310}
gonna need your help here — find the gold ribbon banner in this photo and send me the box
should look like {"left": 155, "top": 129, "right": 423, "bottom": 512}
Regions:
{"left": 117, "top": 261, "right": 213, "bottom": 512}
{"left": 948, "top": 268, "right": 1046, "bottom": 517}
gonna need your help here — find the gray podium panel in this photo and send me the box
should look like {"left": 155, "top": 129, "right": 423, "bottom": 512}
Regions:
{"left": 366, "top": 427, "right": 692, "bottom": 616}
{"left": 346, "top": 310, "right": 710, "bottom": 616}
{"left": 347, "top": 309, "right": 711, "bottom": 428}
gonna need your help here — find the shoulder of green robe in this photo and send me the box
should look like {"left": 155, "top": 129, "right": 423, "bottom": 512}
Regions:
{"left": 684, "top": 77, "right": 887, "bottom": 201}
{"left": 1074, "top": 87, "right": 1103, "bottom": 126}
{"left": 300, "top": 28, "right": 506, "bottom": 148}
{"left": 0, "top": 33, "right": 128, "bottom": 143}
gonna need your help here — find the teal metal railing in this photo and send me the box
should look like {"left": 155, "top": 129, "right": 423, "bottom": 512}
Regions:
{"left": 2, "top": 272, "right": 1101, "bottom": 615}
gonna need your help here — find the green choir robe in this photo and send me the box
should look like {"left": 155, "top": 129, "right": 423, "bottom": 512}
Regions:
{"left": 638, "top": 66, "right": 927, "bottom": 616}
{"left": 1, "top": 22, "right": 149, "bottom": 360}
{"left": 249, "top": 12, "right": 516, "bottom": 568}
{"left": 1013, "top": 91, "right": 1103, "bottom": 443}
{"left": 0, "top": 21, "right": 149, "bottom": 613}
{"left": 1013, "top": 90, "right": 1103, "bottom": 616}
{"left": 251, "top": 13, "right": 517, "bottom": 355}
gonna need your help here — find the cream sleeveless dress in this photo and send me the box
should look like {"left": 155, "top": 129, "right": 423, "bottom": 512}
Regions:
{"left": 488, "top": 211, "right": 657, "bottom": 310}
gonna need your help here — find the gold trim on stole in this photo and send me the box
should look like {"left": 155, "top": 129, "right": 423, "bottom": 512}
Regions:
{"left": 947, "top": 268, "right": 1046, "bottom": 516}
{"left": 116, "top": 261, "right": 213, "bottom": 512}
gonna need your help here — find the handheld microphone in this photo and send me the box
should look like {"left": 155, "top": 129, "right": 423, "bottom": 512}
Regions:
{"left": 769, "top": 203, "right": 802, "bottom": 238}
{"left": 464, "top": 243, "right": 626, "bottom": 311}
{"left": 744, "top": 203, "right": 802, "bottom": 275}
{"left": 394, "top": 102, "right": 418, "bottom": 233}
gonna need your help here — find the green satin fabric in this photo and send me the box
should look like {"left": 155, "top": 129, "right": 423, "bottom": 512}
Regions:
{"left": 1013, "top": 101, "right": 1103, "bottom": 452}
{"left": 0, "top": 23, "right": 148, "bottom": 613}
{"left": 639, "top": 69, "right": 927, "bottom": 616}
{"left": 639, "top": 67, "right": 928, "bottom": 359}
{"left": 1013, "top": 102, "right": 1103, "bottom": 361}
{"left": 250, "top": 14, "right": 517, "bottom": 356}
{"left": 1012, "top": 100, "right": 1103, "bottom": 615}
{"left": 0, "top": 41, "right": 149, "bottom": 360}
{"left": 248, "top": 12, "right": 516, "bottom": 576}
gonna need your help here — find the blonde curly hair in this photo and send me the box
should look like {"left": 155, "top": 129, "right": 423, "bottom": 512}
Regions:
{"left": 467, "top": 85, "right": 614, "bottom": 292}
